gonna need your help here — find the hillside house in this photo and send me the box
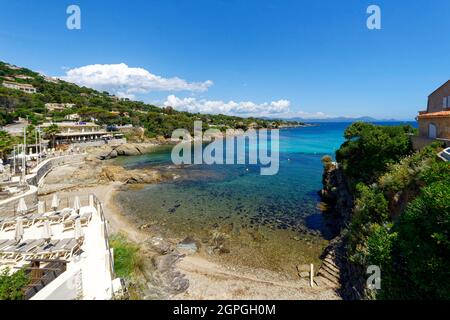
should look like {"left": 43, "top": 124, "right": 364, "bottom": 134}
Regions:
{"left": 415, "top": 80, "right": 450, "bottom": 148}
{"left": 2, "top": 81, "right": 37, "bottom": 94}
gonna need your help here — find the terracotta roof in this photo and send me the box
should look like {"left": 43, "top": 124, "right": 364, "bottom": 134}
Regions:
{"left": 417, "top": 110, "right": 450, "bottom": 119}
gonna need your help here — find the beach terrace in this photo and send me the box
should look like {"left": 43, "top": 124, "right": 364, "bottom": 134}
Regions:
{"left": 0, "top": 194, "right": 122, "bottom": 300}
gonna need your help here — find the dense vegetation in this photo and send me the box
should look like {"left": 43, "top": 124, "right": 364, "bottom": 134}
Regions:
{"left": 0, "top": 61, "right": 301, "bottom": 138}
{"left": 110, "top": 234, "right": 143, "bottom": 300}
{"left": 110, "top": 234, "right": 142, "bottom": 280}
{"left": 336, "top": 122, "right": 417, "bottom": 185}
{"left": 0, "top": 268, "right": 30, "bottom": 300}
{"left": 336, "top": 122, "right": 450, "bottom": 299}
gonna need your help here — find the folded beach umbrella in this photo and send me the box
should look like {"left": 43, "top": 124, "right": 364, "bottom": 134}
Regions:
{"left": 51, "top": 194, "right": 59, "bottom": 211}
{"left": 17, "top": 198, "right": 28, "bottom": 215}
{"left": 41, "top": 220, "right": 53, "bottom": 241}
{"left": 74, "top": 218, "right": 84, "bottom": 241}
{"left": 38, "top": 201, "right": 45, "bottom": 214}
{"left": 14, "top": 218, "right": 24, "bottom": 243}
{"left": 73, "top": 196, "right": 81, "bottom": 214}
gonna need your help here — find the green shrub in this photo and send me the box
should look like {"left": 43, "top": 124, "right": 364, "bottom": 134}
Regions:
{"left": 0, "top": 268, "right": 29, "bottom": 300}
{"left": 336, "top": 122, "right": 414, "bottom": 185}
{"left": 395, "top": 181, "right": 450, "bottom": 299}
{"left": 110, "top": 234, "right": 142, "bottom": 279}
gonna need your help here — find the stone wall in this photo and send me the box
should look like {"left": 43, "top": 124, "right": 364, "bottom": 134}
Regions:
{"left": 427, "top": 81, "right": 450, "bottom": 113}
{"left": 411, "top": 135, "right": 450, "bottom": 152}
{"left": 418, "top": 117, "right": 450, "bottom": 139}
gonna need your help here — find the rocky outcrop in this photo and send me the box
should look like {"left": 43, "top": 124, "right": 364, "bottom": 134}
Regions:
{"left": 320, "top": 163, "right": 353, "bottom": 234}
{"left": 320, "top": 163, "right": 368, "bottom": 300}
{"left": 87, "top": 143, "right": 157, "bottom": 160}
{"left": 100, "top": 165, "right": 169, "bottom": 184}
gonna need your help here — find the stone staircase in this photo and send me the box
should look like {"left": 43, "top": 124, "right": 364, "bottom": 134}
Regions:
{"left": 316, "top": 249, "right": 341, "bottom": 288}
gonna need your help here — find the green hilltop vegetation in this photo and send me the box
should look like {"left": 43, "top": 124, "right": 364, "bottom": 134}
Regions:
{"left": 331, "top": 122, "right": 450, "bottom": 299}
{"left": 0, "top": 60, "right": 301, "bottom": 136}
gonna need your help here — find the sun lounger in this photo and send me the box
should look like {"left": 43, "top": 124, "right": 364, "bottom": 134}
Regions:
{"left": 0, "top": 239, "right": 47, "bottom": 263}
{"left": 0, "top": 239, "right": 16, "bottom": 251}
{"left": 34, "top": 238, "right": 81, "bottom": 260}
{"left": 0, "top": 218, "right": 16, "bottom": 232}
{"left": 62, "top": 212, "right": 92, "bottom": 232}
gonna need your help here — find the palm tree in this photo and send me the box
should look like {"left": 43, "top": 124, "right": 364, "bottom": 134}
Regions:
{"left": 0, "top": 130, "right": 16, "bottom": 161}
{"left": 43, "top": 124, "right": 61, "bottom": 148}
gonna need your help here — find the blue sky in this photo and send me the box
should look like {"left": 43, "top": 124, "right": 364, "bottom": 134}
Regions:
{"left": 0, "top": 0, "right": 449, "bottom": 120}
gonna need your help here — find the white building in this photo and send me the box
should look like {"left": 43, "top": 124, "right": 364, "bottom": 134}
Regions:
{"left": 64, "top": 114, "right": 81, "bottom": 121}
{"left": 0, "top": 194, "right": 122, "bottom": 300}
{"left": 45, "top": 103, "right": 76, "bottom": 111}
{"left": 14, "top": 75, "right": 34, "bottom": 80}
{"left": 2, "top": 81, "right": 37, "bottom": 94}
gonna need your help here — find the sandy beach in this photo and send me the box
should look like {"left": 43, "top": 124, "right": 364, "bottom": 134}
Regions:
{"left": 38, "top": 152, "right": 340, "bottom": 300}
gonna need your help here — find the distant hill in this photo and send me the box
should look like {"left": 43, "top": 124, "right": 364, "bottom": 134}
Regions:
{"left": 288, "top": 116, "right": 403, "bottom": 123}
{"left": 0, "top": 61, "right": 300, "bottom": 137}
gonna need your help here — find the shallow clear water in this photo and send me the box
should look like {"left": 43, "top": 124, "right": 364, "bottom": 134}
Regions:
{"left": 113, "top": 122, "right": 416, "bottom": 274}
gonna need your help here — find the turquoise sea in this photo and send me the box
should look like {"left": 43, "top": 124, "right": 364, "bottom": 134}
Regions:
{"left": 113, "top": 122, "right": 416, "bottom": 273}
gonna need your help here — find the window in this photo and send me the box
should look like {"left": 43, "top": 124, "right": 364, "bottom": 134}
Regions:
{"left": 444, "top": 96, "right": 450, "bottom": 108}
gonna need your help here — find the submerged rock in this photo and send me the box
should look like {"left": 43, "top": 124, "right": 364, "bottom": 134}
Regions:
{"left": 176, "top": 236, "right": 199, "bottom": 255}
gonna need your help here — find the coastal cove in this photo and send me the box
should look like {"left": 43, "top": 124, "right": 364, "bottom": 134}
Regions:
{"left": 111, "top": 122, "right": 416, "bottom": 282}
{"left": 33, "top": 121, "right": 418, "bottom": 300}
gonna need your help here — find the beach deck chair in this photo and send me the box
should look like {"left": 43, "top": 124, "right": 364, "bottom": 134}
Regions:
{"left": 33, "top": 238, "right": 75, "bottom": 260}
{"left": 0, "top": 239, "right": 16, "bottom": 251}
{"left": 24, "top": 240, "right": 61, "bottom": 261}
{"left": 62, "top": 212, "right": 93, "bottom": 232}
{"left": 49, "top": 238, "right": 81, "bottom": 260}
{"left": 0, "top": 239, "right": 46, "bottom": 263}
{"left": 0, "top": 218, "right": 16, "bottom": 232}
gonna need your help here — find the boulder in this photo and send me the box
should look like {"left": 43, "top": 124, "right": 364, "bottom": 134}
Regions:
{"left": 115, "top": 144, "right": 142, "bottom": 156}
{"left": 100, "top": 165, "right": 163, "bottom": 184}
{"left": 296, "top": 264, "right": 311, "bottom": 273}
{"left": 147, "top": 236, "right": 171, "bottom": 255}
{"left": 176, "top": 236, "right": 199, "bottom": 255}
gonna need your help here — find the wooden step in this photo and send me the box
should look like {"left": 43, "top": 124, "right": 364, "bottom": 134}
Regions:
{"left": 321, "top": 265, "right": 340, "bottom": 280}
{"left": 322, "top": 262, "right": 340, "bottom": 276}
{"left": 324, "top": 257, "right": 338, "bottom": 266}
{"left": 318, "top": 268, "right": 340, "bottom": 285}
{"left": 314, "top": 276, "right": 337, "bottom": 288}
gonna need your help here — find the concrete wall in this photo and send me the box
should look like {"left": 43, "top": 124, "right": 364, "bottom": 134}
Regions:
{"left": 31, "top": 153, "right": 86, "bottom": 186}
{"left": 0, "top": 154, "right": 86, "bottom": 215}
{"left": 31, "top": 267, "right": 82, "bottom": 300}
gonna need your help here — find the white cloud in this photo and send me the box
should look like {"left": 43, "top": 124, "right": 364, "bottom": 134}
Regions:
{"left": 164, "top": 95, "right": 292, "bottom": 117}
{"left": 61, "top": 63, "right": 213, "bottom": 98}
{"left": 164, "top": 95, "right": 333, "bottom": 119}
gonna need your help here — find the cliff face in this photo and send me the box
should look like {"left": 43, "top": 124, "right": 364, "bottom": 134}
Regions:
{"left": 320, "top": 163, "right": 353, "bottom": 234}
{"left": 320, "top": 164, "right": 368, "bottom": 300}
